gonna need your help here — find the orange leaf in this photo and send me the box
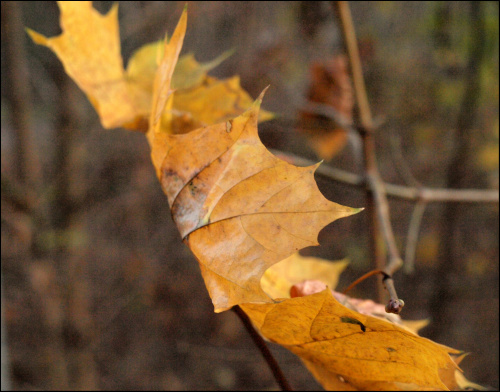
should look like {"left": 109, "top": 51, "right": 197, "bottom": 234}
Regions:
{"left": 166, "top": 76, "right": 274, "bottom": 134}
{"left": 148, "top": 88, "right": 361, "bottom": 311}
{"left": 28, "top": 3, "right": 269, "bottom": 133}
{"left": 241, "top": 289, "right": 460, "bottom": 391}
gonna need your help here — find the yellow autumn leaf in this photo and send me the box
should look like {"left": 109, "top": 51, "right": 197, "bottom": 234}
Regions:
{"left": 261, "top": 252, "right": 349, "bottom": 300}
{"left": 126, "top": 42, "right": 234, "bottom": 128}
{"left": 27, "top": 1, "right": 135, "bottom": 129}
{"left": 241, "top": 289, "right": 460, "bottom": 391}
{"left": 148, "top": 89, "right": 362, "bottom": 311}
{"left": 163, "top": 76, "right": 275, "bottom": 134}
{"left": 145, "top": 20, "right": 361, "bottom": 312}
{"left": 28, "top": 1, "right": 272, "bottom": 133}
{"left": 268, "top": 254, "right": 428, "bottom": 335}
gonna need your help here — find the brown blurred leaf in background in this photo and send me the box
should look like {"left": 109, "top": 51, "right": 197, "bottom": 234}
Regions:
{"left": 297, "top": 55, "right": 354, "bottom": 160}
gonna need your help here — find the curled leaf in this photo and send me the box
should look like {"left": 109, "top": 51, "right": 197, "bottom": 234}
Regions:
{"left": 149, "top": 88, "right": 361, "bottom": 312}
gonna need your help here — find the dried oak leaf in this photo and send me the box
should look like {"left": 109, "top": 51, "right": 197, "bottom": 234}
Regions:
{"left": 241, "top": 289, "right": 461, "bottom": 391}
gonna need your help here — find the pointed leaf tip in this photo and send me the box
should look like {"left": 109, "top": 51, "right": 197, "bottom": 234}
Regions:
{"left": 257, "top": 85, "right": 270, "bottom": 103}
{"left": 251, "top": 85, "right": 270, "bottom": 114}
{"left": 26, "top": 28, "right": 48, "bottom": 46}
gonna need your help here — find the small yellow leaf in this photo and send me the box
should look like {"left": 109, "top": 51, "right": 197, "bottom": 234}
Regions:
{"left": 261, "top": 253, "right": 349, "bottom": 299}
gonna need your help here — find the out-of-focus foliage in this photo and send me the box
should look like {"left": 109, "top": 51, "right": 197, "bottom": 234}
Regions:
{"left": 28, "top": 2, "right": 272, "bottom": 132}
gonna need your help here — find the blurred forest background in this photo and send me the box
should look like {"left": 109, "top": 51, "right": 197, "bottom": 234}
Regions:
{"left": 1, "top": 1, "right": 498, "bottom": 390}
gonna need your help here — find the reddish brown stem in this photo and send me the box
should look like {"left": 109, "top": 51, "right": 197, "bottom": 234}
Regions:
{"left": 342, "top": 269, "right": 385, "bottom": 294}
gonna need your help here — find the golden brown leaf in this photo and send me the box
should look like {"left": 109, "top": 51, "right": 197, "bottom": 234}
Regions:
{"left": 289, "top": 279, "right": 425, "bottom": 335}
{"left": 124, "top": 42, "right": 232, "bottom": 131}
{"left": 149, "top": 85, "right": 361, "bottom": 311}
{"left": 166, "top": 76, "right": 275, "bottom": 134}
{"left": 241, "top": 289, "right": 460, "bottom": 391}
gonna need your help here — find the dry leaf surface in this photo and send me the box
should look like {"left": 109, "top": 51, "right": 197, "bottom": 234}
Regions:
{"left": 241, "top": 289, "right": 460, "bottom": 391}
{"left": 149, "top": 92, "right": 361, "bottom": 311}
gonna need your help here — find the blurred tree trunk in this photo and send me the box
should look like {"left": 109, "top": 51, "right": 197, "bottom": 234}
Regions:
{"left": 49, "top": 62, "right": 99, "bottom": 391}
{"left": 3, "top": 2, "right": 98, "bottom": 388}
{"left": 1, "top": 1, "right": 41, "bottom": 190}
{"left": 427, "top": 1, "right": 487, "bottom": 341}
{"left": 2, "top": 2, "right": 71, "bottom": 390}
{"left": 1, "top": 274, "right": 11, "bottom": 391}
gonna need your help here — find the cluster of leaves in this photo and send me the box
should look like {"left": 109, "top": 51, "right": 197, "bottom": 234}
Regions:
{"left": 28, "top": 2, "right": 481, "bottom": 390}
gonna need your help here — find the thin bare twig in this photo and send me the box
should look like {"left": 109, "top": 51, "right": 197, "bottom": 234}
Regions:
{"left": 342, "top": 269, "right": 384, "bottom": 294}
{"left": 231, "top": 306, "right": 292, "bottom": 391}
{"left": 332, "top": 1, "right": 403, "bottom": 309}
{"left": 389, "top": 136, "right": 422, "bottom": 188}
{"left": 404, "top": 201, "right": 428, "bottom": 274}
{"left": 273, "top": 150, "right": 498, "bottom": 204}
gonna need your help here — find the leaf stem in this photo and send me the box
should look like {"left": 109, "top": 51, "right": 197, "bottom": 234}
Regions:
{"left": 231, "top": 306, "right": 292, "bottom": 391}
{"left": 342, "top": 269, "right": 385, "bottom": 294}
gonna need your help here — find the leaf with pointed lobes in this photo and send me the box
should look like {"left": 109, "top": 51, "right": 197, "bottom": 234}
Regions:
{"left": 28, "top": 3, "right": 271, "bottom": 133}
{"left": 27, "top": 1, "right": 132, "bottom": 129}
{"left": 149, "top": 86, "right": 362, "bottom": 312}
